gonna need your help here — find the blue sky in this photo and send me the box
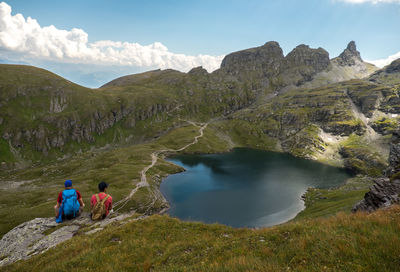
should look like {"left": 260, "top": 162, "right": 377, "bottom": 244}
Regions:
{"left": 1, "top": 0, "right": 400, "bottom": 87}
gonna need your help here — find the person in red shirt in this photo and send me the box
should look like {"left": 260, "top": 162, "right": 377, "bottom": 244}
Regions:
{"left": 91, "top": 181, "right": 113, "bottom": 219}
{"left": 54, "top": 179, "right": 85, "bottom": 218}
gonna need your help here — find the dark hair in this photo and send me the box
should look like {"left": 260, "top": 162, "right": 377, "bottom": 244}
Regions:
{"left": 98, "top": 181, "right": 108, "bottom": 192}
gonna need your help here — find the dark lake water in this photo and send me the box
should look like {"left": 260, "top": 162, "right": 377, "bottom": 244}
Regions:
{"left": 160, "top": 148, "right": 352, "bottom": 228}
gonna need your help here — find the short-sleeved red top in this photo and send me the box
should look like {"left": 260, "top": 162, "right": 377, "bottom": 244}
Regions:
{"left": 57, "top": 189, "right": 82, "bottom": 204}
{"left": 91, "top": 193, "right": 113, "bottom": 216}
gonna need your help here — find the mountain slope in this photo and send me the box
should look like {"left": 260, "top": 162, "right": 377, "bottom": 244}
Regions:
{"left": 1, "top": 41, "right": 399, "bottom": 239}
{"left": 369, "top": 58, "right": 400, "bottom": 86}
{"left": 0, "top": 65, "right": 254, "bottom": 168}
{"left": 0, "top": 41, "right": 381, "bottom": 169}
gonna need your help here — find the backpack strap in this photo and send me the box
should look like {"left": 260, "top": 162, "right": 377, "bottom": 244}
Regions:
{"left": 61, "top": 190, "right": 68, "bottom": 205}
{"left": 100, "top": 194, "right": 110, "bottom": 204}
{"left": 95, "top": 194, "right": 100, "bottom": 203}
{"left": 61, "top": 190, "right": 66, "bottom": 204}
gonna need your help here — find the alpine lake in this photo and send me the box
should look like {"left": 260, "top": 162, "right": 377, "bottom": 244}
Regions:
{"left": 160, "top": 148, "right": 353, "bottom": 228}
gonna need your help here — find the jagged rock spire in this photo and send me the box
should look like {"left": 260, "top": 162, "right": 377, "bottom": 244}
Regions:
{"left": 337, "top": 41, "right": 363, "bottom": 66}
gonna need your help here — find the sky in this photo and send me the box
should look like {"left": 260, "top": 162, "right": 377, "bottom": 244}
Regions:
{"left": 0, "top": 0, "right": 399, "bottom": 87}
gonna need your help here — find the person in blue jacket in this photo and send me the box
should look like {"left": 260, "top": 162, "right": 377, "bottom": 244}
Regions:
{"left": 54, "top": 180, "right": 85, "bottom": 222}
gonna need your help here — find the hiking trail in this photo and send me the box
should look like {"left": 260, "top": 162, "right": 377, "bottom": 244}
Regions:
{"left": 114, "top": 121, "right": 208, "bottom": 211}
{"left": 0, "top": 120, "right": 208, "bottom": 267}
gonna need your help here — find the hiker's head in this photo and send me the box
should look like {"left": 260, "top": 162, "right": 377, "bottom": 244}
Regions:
{"left": 64, "top": 179, "right": 72, "bottom": 188}
{"left": 98, "top": 181, "right": 108, "bottom": 192}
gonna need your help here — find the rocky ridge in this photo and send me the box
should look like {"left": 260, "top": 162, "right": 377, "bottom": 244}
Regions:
{"left": 335, "top": 41, "right": 362, "bottom": 66}
{"left": 369, "top": 58, "right": 400, "bottom": 86}
{"left": 0, "top": 42, "right": 381, "bottom": 169}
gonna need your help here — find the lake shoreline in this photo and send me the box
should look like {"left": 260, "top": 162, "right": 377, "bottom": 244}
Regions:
{"left": 160, "top": 148, "right": 352, "bottom": 228}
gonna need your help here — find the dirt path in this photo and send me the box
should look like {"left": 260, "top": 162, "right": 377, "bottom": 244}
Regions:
{"left": 114, "top": 121, "right": 208, "bottom": 211}
{"left": 0, "top": 120, "right": 208, "bottom": 267}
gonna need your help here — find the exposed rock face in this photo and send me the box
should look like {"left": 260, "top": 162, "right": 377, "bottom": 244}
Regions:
{"left": 49, "top": 93, "right": 67, "bottom": 113}
{"left": 220, "top": 42, "right": 331, "bottom": 89}
{"left": 2, "top": 101, "right": 171, "bottom": 155}
{"left": 353, "top": 131, "right": 400, "bottom": 212}
{"left": 346, "top": 83, "right": 385, "bottom": 118}
{"left": 336, "top": 41, "right": 362, "bottom": 66}
{"left": 220, "top": 41, "right": 284, "bottom": 78}
{"left": 385, "top": 59, "right": 400, "bottom": 73}
{"left": 388, "top": 131, "right": 400, "bottom": 177}
{"left": 327, "top": 41, "right": 377, "bottom": 81}
{"left": 352, "top": 178, "right": 400, "bottom": 212}
{"left": 280, "top": 45, "right": 331, "bottom": 87}
{"left": 0, "top": 212, "right": 137, "bottom": 267}
{"left": 0, "top": 218, "right": 61, "bottom": 266}
{"left": 369, "top": 58, "right": 400, "bottom": 85}
{"left": 371, "top": 118, "right": 399, "bottom": 135}
{"left": 284, "top": 45, "right": 330, "bottom": 73}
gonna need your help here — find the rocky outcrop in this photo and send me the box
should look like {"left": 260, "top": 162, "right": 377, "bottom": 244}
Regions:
{"left": 369, "top": 58, "right": 400, "bottom": 85}
{"left": 220, "top": 41, "right": 284, "bottom": 78}
{"left": 284, "top": 45, "right": 330, "bottom": 74}
{"left": 385, "top": 59, "right": 400, "bottom": 73}
{"left": 49, "top": 93, "right": 67, "bottom": 113}
{"left": 352, "top": 178, "right": 400, "bottom": 212}
{"left": 0, "top": 217, "right": 69, "bottom": 266}
{"left": 347, "top": 85, "right": 383, "bottom": 118}
{"left": 0, "top": 212, "right": 137, "bottom": 267}
{"left": 335, "top": 41, "right": 362, "bottom": 66}
{"left": 2, "top": 95, "right": 178, "bottom": 156}
{"left": 328, "top": 41, "right": 377, "bottom": 80}
{"left": 219, "top": 42, "right": 331, "bottom": 89}
{"left": 371, "top": 118, "right": 398, "bottom": 135}
{"left": 353, "top": 131, "right": 400, "bottom": 212}
{"left": 387, "top": 131, "right": 400, "bottom": 177}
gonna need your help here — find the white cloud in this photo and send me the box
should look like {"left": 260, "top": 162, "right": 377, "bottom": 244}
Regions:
{"left": 338, "top": 0, "right": 400, "bottom": 4}
{"left": 0, "top": 2, "right": 223, "bottom": 73}
{"left": 368, "top": 51, "right": 400, "bottom": 68}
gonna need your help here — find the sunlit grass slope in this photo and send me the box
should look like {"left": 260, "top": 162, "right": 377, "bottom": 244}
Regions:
{"left": 5, "top": 205, "right": 400, "bottom": 272}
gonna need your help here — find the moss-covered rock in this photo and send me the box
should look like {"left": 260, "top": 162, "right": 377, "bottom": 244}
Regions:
{"left": 339, "top": 134, "right": 387, "bottom": 176}
{"left": 371, "top": 117, "right": 398, "bottom": 135}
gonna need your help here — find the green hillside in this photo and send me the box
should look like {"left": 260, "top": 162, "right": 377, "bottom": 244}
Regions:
{"left": 0, "top": 65, "right": 254, "bottom": 168}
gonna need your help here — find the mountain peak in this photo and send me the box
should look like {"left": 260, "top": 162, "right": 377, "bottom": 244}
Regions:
{"left": 284, "top": 44, "right": 330, "bottom": 74}
{"left": 336, "top": 41, "right": 362, "bottom": 66}
{"left": 346, "top": 41, "right": 357, "bottom": 53}
{"left": 219, "top": 41, "right": 284, "bottom": 76}
{"left": 262, "top": 41, "right": 281, "bottom": 49}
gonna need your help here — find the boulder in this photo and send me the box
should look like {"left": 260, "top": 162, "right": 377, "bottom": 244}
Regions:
{"left": 352, "top": 178, "right": 400, "bottom": 212}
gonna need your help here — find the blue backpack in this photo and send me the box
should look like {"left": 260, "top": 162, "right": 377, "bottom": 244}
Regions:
{"left": 61, "top": 189, "right": 80, "bottom": 217}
